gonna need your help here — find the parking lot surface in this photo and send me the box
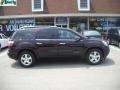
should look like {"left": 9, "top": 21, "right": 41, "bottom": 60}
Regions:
{"left": 0, "top": 46, "right": 120, "bottom": 90}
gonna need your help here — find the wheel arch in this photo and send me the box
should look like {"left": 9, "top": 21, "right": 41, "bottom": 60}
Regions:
{"left": 85, "top": 47, "right": 104, "bottom": 57}
{"left": 17, "top": 49, "right": 37, "bottom": 60}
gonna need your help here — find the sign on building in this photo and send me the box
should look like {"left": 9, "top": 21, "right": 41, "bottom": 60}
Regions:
{"left": 0, "top": 0, "right": 17, "bottom": 6}
{"left": 0, "top": 18, "right": 35, "bottom": 36}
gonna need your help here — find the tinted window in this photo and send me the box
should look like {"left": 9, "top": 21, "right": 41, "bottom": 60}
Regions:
{"left": 36, "top": 29, "right": 58, "bottom": 39}
{"left": 83, "top": 31, "right": 101, "bottom": 36}
{"left": 58, "top": 29, "right": 79, "bottom": 39}
{"left": 13, "top": 31, "right": 35, "bottom": 40}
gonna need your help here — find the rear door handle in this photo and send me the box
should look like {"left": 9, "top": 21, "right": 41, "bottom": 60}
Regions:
{"left": 59, "top": 43, "right": 66, "bottom": 45}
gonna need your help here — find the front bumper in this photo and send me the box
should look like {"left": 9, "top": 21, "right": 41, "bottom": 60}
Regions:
{"left": 103, "top": 46, "right": 110, "bottom": 58}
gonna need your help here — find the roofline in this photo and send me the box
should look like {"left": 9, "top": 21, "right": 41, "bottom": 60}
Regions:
{"left": 0, "top": 13, "right": 120, "bottom": 19}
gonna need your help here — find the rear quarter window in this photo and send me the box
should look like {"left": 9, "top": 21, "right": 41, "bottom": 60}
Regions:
{"left": 11, "top": 31, "right": 35, "bottom": 40}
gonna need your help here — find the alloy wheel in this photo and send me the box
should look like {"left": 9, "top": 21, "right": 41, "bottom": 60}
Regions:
{"left": 20, "top": 54, "right": 33, "bottom": 66}
{"left": 89, "top": 51, "right": 101, "bottom": 64}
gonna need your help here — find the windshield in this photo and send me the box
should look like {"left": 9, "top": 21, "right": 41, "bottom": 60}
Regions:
{"left": 83, "top": 31, "right": 101, "bottom": 36}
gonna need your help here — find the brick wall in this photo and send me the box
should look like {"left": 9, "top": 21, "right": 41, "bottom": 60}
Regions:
{"left": 0, "top": 0, "right": 120, "bottom": 16}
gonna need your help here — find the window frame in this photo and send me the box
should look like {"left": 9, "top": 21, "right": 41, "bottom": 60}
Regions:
{"left": 77, "top": 0, "right": 90, "bottom": 11}
{"left": 32, "top": 0, "right": 44, "bottom": 12}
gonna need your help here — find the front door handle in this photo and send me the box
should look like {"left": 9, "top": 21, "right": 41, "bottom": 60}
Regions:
{"left": 36, "top": 42, "right": 43, "bottom": 45}
{"left": 59, "top": 43, "right": 66, "bottom": 45}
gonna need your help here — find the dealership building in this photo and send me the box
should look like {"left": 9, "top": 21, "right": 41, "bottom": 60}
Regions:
{"left": 0, "top": 0, "right": 120, "bottom": 36}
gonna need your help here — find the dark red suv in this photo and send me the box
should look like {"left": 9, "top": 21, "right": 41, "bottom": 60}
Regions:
{"left": 8, "top": 27, "right": 110, "bottom": 67}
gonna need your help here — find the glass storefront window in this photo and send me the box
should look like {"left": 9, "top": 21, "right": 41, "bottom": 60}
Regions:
{"left": 36, "top": 18, "right": 54, "bottom": 26}
{"left": 90, "top": 17, "right": 120, "bottom": 32}
{"left": 56, "top": 17, "right": 67, "bottom": 25}
{"left": 69, "top": 17, "right": 87, "bottom": 31}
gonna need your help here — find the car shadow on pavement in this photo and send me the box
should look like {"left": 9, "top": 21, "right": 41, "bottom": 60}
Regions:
{"left": 0, "top": 47, "right": 8, "bottom": 53}
{"left": 11, "top": 57, "right": 115, "bottom": 69}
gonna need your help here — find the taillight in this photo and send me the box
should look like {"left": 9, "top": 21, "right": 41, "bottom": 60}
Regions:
{"left": 8, "top": 41, "right": 14, "bottom": 48}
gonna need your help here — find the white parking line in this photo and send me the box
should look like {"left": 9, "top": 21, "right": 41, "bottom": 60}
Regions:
{"left": 110, "top": 45, "right": 120, "bottom": 52}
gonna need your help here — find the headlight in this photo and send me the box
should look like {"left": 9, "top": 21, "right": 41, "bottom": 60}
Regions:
{"left": 102, "top": 40, "right": 108, "bottom": 46}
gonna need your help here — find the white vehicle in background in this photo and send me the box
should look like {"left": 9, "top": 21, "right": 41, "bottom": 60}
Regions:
{"left": 0, "top": 33, "right": 9, "bottom": 50}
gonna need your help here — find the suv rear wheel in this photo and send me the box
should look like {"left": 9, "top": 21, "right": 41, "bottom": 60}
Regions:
{"left": 86, "top": 49, "right": 104, "bottom": 65}
{"left": 18, "top": 51, "right": 35, "bottom": 67}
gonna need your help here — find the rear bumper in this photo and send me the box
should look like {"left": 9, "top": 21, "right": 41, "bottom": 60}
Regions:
{"left": 7, "top": 49, "right": 18, "bottom": 60}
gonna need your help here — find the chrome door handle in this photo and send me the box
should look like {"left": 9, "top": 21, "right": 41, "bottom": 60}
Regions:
{"left": 59, "top": 43, "right": 66, "bottom": 45}
{"left": 36, "top": 43, "right": 43, "bottom": 45}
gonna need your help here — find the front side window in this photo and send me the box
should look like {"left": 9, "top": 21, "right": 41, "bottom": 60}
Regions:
{"left": 58, "top": 29, "right": 79, "bottom": 39}
{"left": 77, "top": 0, "right": 90, "bottom": 11}
{"left": 32, "top": 0, "right": 44, "bottom": 12}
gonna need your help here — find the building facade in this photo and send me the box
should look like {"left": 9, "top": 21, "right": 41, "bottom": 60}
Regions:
{"left": 0, "top": 0, "right": 120, "bottom": 36}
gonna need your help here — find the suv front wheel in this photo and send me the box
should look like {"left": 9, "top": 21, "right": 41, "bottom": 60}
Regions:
{"left": 18, "top": 51, "right": 35, "bottom": 67}
{"left": 86, "top": 49, "right": 104, "bottom": 65}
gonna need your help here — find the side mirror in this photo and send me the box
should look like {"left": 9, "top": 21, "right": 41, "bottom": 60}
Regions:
{"left": 74, "top": 36, "right": 81, "bottom": 41}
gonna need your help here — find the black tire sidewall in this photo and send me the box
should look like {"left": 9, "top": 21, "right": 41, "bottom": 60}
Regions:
{"left": 18, "top": 51, "right": 35, "bottom": 67}
{"left": 86, "top": 49, "right": 104, "bottom": 65}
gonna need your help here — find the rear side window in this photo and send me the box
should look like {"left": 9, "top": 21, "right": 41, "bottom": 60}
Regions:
{"left": 12, "top": 31, "right": 35, "bottom": 40}
{"left": 36, "top": 29, "right": 58, "bottom": 39}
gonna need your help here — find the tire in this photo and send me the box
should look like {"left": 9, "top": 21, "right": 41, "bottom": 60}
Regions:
{"left": 18, "top": 51, "right": 36, "bottom": 67}
{"left": 86, "top": 49, "right": 104, "bottom": 65}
